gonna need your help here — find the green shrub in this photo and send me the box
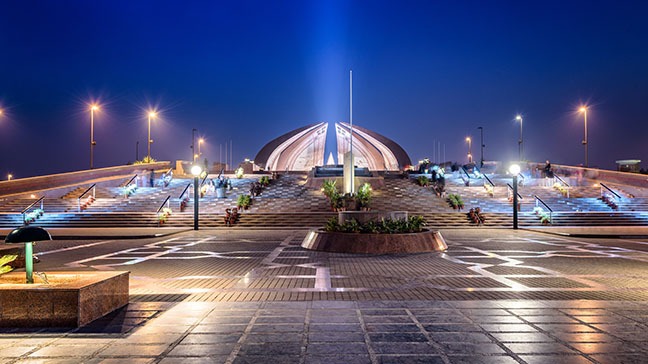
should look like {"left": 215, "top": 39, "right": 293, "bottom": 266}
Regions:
{"left": 416, "top": 175, "right": 430, "bottom": 187}
{"left": 356, "top": 183, "right": 372, "bottom": 209}
{"left": 324, "top": 216, "right": 427, "bottom": 234}
{"left": 237, "top": 194, "right": 251, "bottom": 208}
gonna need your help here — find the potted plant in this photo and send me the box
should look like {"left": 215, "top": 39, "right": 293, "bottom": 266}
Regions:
{"left": 237, "top": 194, "right": 251, "bottom": 210}
{"left": 416, "top": 175, "right": 430, "bottom": 187}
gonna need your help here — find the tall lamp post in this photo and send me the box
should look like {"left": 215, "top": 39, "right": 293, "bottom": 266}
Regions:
{"left": 515, "top": 115, "right": 523, "bottom": 161}
{"left": 89, "top": 104, "right": 99, "bottom": 169}
{"left": 579, "top": 106, "right": 588, "bottom": 167}
{"left": 477, "top": 126, "right": 484, "bottom": 168}
{"left": 147, "top": 111, "right": 157, "bottom": 161}
{"left": 191, "top": 165, "right": 202, "bottom": 230}
{"left": 191, "top": 128, "right": 197, "bottom": 162}
{"left": 465, "top": 137, "right": 472, "bottom": 164}
{"left": 509, "top": 164, "right": 520, "bottom": 230}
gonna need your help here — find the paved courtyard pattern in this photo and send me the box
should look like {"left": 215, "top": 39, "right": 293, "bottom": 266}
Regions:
{"left": 0, "top": 229, "right": 647, "bottom": 363}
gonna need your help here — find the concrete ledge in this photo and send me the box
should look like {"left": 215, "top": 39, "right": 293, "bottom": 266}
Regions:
{"left": 301, "top": 229, "right": 447, "bottom": 254}
{"left": 0, "top": 271, "right": 129, "bottom": 327}
{"left": 0, "top": 162, "right": 171, "bottom": 197}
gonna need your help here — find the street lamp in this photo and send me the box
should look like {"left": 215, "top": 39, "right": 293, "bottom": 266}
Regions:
{"left": 515, "top": 115, "right": 523, "bottom": 161}
{"left": 509, "top": 164, "right": 521, "bottom": 230}
{"left": 465, "top": 137, "right": 472, "bottom": 164}
{"left": 191, "top": 128, "right": 197, "bottom": 162}
{"left": 579, "top": 106, "right": 588, "bottom": 167}
{"left": 147, "top": 111, "right": 157, "bottom": 161}
{"left": 7, "top": 174, "right": 13, "bottom": 181}
{"left": 198, "top": 138, "right": 204, "bottom": 160}
{"left": 90, "top": 104, "right": 99, "bottom": 169}
{"left": 477, "top": 127, "right": 484, "bottom": 168}
{"left": 190, "top": 165, "right": 202, "bottom": 230}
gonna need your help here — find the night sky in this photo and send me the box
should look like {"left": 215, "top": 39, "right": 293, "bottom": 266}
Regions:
{"left": 1, "top": 1, "right": 647, "bottom": 179}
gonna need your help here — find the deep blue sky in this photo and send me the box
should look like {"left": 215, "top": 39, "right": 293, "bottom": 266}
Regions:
{"left": 1, "top": 0, "right": 647, "bottom": 178}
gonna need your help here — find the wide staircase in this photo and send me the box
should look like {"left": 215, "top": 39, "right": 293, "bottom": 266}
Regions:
{"left": 1, "top": 171, "right": 647, "bottom": 230}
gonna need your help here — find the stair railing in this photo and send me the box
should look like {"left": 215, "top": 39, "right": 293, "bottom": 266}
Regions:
{"left": 178, "top": 183, "right": 191, "bottom": 209}
{"left": 160, "top": 168, "right": 173, "bottom": 187}
{"left": 553, "top": 174, "right": 570, "bottom": 198}
{"left": 156, "top": 195, "right": 171, "bottom": 227}
{"left": 124, "top": 174, "right": 138, "bottom": 187}
{"left": 600, "top": 182, "right": 621, "bottom": 199}
{"left": 21, "top": 196, "right": 45, "bottom": 224}
{"left": 77, "top": 184, "right": 96, "bottom": 212}
{"left": 460, "top": 166, "right": 471, "bottom": 180}
{"left": 506, "top": 183, "right": 523, "bottom": 201}
{"left": 123, "top": 174, "right": 138, "bottom": 198}
{"left": 533, "top": 195, "right": 553, "bottom": 224}
{"left": 483, "top": 173, "right": 495, "bottom": 187}
{"left": 600, "top": 182, "right": 621, "bottom": 210}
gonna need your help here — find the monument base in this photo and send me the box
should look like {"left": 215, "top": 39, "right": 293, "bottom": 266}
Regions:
{"left": 302, "top": 229, "right": 447, "bottom": 254}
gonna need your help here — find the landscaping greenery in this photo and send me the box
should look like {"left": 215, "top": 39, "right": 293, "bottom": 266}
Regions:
{"left": 324, "top": 215, "right": 426, "bottom": 234}
{"left": 237, "top": 194, "right": 252, "bottom": 209}
{"left": 447, "top": 193, "right": 464, "bottom": 209}
{"left": 416, "top": 175, "right": 430, "bottom": 187}
{"left": 322, "top": 180, "right": 373, "bottom": 211}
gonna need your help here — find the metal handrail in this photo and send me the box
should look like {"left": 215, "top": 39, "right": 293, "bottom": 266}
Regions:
{"left": 156, "top": 195, "right": 171, "bottom": 214}
{"left": 178, "top": 183, "right": 191, "bottom": 200}
{"left": 77, "top": 184, "right": 96, "bottom": 212}
{"left": 600, "top": 182, "right": 621, "bottom": 199}
{"left": 124, "top": 174, "right": 138, "bottom": 187}
{"left": 506, "top": 183, "right": 523, "bottom": 200}
{"left": 554, "top": 174, "right": 570, "bottom": 187}
{"left": 21, "top": 196, "right": 45, "bottom": 223}
{"left": 160, "top": 168, "right": 173, "bottom": 187}
{"left": 200, "top": 174, "right": 208, "bottom": 187}
{"left": 461, "top": 166, "right": 471, "bottom": 179}
{"left": 552, "top": 174, "right": 570, "bottom": 198}
{"left": 483, "top": 174, "right": 495, "bottom": 187}
{"left": 533, "top": 195, "right": 553, "bottom": 224}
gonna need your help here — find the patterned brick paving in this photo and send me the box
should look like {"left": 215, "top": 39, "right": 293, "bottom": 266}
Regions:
{"left": 1, "top": 229, "right": 647, "bottom": 363}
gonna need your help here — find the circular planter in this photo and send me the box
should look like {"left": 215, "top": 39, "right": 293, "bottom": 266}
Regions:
{"left": 301, "top": 229, "right": 447, "bottom": 254}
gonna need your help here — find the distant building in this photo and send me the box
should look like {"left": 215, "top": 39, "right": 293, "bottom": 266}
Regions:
{"left": 615, "top": 159, "right": 641, "bottom": 173}
{"left": 255, "top": 122, "right": 411, "bottom": 171}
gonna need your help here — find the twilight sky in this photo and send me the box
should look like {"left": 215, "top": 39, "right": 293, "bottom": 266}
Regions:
{"left": 1, "top": 0, "right": 647, "bottom": 179}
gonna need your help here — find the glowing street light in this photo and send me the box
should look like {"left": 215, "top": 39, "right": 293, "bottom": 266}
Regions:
{"left": 579, "top": 106, "right": 588, "bottom": 167}
{"left": 190, "top": 165, "right": 202, "bottom": 231}
{"left": 509, "top": 164, "right": 521, "bottom": 229}
{"left": 477, "top": 127, "right": 485, "bottom": 168}
{"left": 465, "top": 137, "right": 472, "bottom": 164}
{"left": 198, "top": 138, "right": 204, "bottom": 159}
{"left": 515, "top": 115, "right": 523, "bottom": 161}
{"left": 7, "top": 174, "right": 13, "bottom": 181}
{"left": 147, "top": 111, "right": 157, "bottom": 161}
{"left": 89, "top": 104, "right": 99, "bottom": 169}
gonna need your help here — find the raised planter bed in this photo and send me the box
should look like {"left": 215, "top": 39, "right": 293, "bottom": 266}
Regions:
{"left": 302, "top": 229, "right": 447, "bottom": 254}
{"left": 0, "top": 271, "right": 129, "bottom": 327}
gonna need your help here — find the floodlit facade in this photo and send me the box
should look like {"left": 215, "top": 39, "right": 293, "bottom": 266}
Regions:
{"left": 255, "top": 122, "right": 411, "bottom": 172}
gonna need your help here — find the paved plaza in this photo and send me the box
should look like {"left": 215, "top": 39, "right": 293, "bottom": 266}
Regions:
{"left": 1, "top": 228, "right": 648, "bottom": 363}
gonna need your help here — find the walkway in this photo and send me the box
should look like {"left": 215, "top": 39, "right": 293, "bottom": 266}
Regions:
{"left": 0, "top": 229, "right": 647, "bottom": 363}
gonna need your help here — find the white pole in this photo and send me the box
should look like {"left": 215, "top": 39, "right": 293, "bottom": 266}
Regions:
{"left": 350, "top": 69, "right": 354, "bottom": 193}
{"left": 350, "top": 70, "right": 353, "bottom": 158}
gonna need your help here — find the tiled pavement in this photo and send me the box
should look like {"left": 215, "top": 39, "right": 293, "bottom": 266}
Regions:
{"left": 1, "top": 228, "right": 648, "bottom": 363}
